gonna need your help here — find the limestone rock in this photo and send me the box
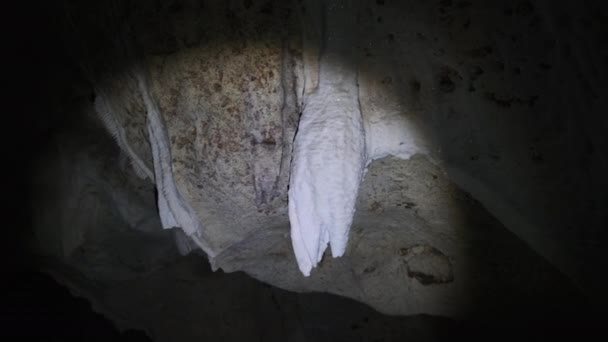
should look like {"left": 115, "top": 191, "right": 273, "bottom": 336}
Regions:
{"left": 28, "top": 0, "right": 606, "bottom": 338}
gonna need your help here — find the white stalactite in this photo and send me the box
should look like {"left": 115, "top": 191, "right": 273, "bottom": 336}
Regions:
{"left": 289, "top": 0, "right": 367, "bottom": 276}
{"left": 135, "top": 67, "right": 216, "bottom": 258}
{"left": 94, "top": 87, "right": 154, "bottom": 181}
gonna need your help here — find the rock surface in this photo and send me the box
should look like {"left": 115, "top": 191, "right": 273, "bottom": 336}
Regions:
{"left": 27, "top": 0, "right": 607, "bottom": 339}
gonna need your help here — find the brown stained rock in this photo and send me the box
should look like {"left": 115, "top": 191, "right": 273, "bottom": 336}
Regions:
{"left": 369, "top": 201, "right": 384, "bottom": 214}
{"left": 400, "top": 245, "right": 454, "bottom": 285}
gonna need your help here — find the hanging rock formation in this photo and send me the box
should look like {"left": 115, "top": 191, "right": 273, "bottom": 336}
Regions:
{"left": 27, "top": 0, "right": 607, "bottom": 339}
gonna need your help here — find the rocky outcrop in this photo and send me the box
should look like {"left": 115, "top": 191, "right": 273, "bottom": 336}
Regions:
{"left": 29, "top": 0, "right": 606, "bottom": 337}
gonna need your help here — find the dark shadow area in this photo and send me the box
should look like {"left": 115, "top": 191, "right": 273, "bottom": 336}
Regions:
{"left": 4, "top": 271, "right": 151, "bottom": 341}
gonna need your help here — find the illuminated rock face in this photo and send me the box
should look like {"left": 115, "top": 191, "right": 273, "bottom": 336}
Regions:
{"left": 288, "top": 0, "right": 368, "bottom": 276}
{"left": 288, "top": 1, "right": 436, "bottom": 276}
{"left": 30, "top": 0, "right": 607, "bottom": 333}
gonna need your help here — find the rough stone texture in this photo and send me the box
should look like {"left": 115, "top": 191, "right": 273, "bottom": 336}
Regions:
{"left": 28, "top": 0, "right": 607, "bottom": 339}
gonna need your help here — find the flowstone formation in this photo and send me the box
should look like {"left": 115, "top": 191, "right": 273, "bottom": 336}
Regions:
{"left": 29, "top": 0, "right": 606, "bottom": 339}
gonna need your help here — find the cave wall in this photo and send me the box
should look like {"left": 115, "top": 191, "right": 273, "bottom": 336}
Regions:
{"left": 25, "top": 0, "right": 607, "bottom": 335}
